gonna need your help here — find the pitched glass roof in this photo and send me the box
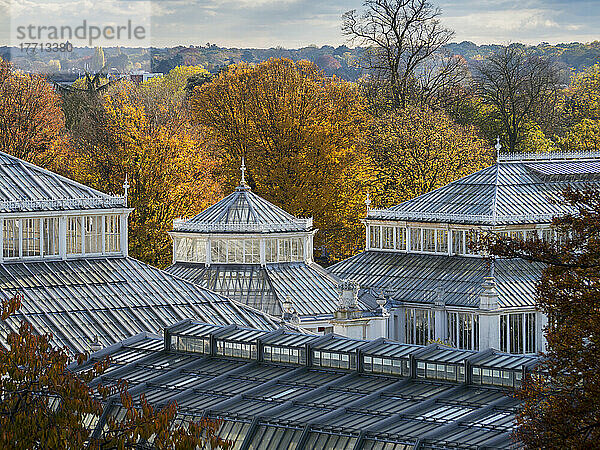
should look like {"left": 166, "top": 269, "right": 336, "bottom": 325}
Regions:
{"left": 0, "top": 257, "right": 286, "bottom": 355}
{"left": 367, "top": 154, "right": 600, "bottom": 225}
{"left": 0, "top": 151, "right": 125, "bottom": 212}
{"left": 74, "top": 321, "right": 538, "bottom": 449}
{"left": 166, "top": 262, "right": 372, "bottom": 319}
{"left": 173, "top": 182, "right": 312, "bottom": 233}
{"left": 329, "top": 251, "right": 543, "bottom": 308}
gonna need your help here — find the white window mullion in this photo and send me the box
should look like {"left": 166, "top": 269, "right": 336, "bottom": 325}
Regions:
{"left": 18, "top": 219, "right": 23, "bottom": 259}
{"left": 0, "top": 219, "right": 4, "bottom": 263}
{"left": 81, "top": 216, "right": 86, "bottom": 254}
{"left": 40, "top": 218, "right": 44, "bottom": 257}
{"left": 101, "top": 215, "right": 106, "bottom": 254}
{"left": 205, "top": 238, "right": 212, "bottom": 266}
{"left": 524, "top": 313, "right": 529, "bottom": 354}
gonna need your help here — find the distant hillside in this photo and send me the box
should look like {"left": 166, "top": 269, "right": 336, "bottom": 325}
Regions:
{"left": 3, "top": 41, "right": 600, "bottom": 79}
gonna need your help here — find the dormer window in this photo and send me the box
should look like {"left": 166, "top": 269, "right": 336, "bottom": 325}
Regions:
{"left": 0, "top": 151, "right": 129, "bottom": 262}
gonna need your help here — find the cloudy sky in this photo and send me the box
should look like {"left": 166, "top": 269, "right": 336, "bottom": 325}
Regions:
{"left": 1, "top": 0, "right": 599, "bottom": 48}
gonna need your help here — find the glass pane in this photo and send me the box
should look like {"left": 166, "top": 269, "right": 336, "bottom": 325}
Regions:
{"left": 105, "top": 215, "right": 121, "bottom": 253}
{"left": 452, "top": 230, "right": 464, "bottom": 255}
{"left": 423, "top": 229, "right": 435, "bottom": 252}
{"left": 43, "top": 217, "right": 60, "bottom": 256}
{"left": 84, "top": 216, "right": 102, "bottom": 254}
{"left": 22, "top": 218, "right": 41, "bottom": 257}
{"left": 436, "top": 229, "right": 448, "bottom": 253}
{"left": 67, "top": 217, "right": 82, "bottom": 254}
{"left": 410, "top": 228, "right": 421, "bottom": 252}
{"left": 3, "top": 219, "right": 19, "bottom": 258}
{"left": 370, "top": 226, "right": 381, "bottom": 248}
{"left": 395, "top": 227, "right": 406, "bottom": 250}
{"left": 382, "top": 227, "right": 394, "bottom": 249}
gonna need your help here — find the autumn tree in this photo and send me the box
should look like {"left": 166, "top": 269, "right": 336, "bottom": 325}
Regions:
{"left": 189, "top": 58, "right": 369, "bottom": 262}
{"left": 481, "top": 189, "right": 600, "bottom": 448}
{"left": 364, "top": 106, "right": 493, "bottom": 208}
{"left": 59, "top": 70, "right": 222, "bottom": 267}
{"left": 0, "top": 58, "right": 66, "bottom": 164}
{"left": 0, "top": 294, "right": 230, "bottom": 449}
{"left": 342, "top": 0, "right": 455, "bottom": 109}
{"left": 472, "top": 46, "right": 562, "bottom": 153}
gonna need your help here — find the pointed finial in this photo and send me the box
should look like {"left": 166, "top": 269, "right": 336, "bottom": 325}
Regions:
{"left": 495, "top": 136, "right": 502, "bottom": 162}
{"left": 365, "top": 192, "right": 371, "bottom": 211}
{"left": 240, "top": 157, "right": 247, "bottom": 185}
{"left": 123, "top": 174, "right": 130, "bottom": 207}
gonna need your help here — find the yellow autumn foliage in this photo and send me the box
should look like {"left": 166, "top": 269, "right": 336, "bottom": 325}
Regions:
{"left": 60, "top": 79, "right": 222, "bottom": 267}
{"left": 364, "top": 107, "right": 494, "bottom": 209}
{"left": 190, "top": 58, "right": 369, "bottom": 262}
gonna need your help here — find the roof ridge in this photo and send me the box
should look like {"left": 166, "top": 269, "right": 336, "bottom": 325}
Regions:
{"left": 491, "top": 161, "right": 500, "bottom": 226}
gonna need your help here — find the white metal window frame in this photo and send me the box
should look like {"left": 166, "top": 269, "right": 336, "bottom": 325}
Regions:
{"left": 368, "top": 223, "right": 555, "bottom": 258}
{"left": 1, "top": 213, "right": 126, "bottom": 261}
{"left": 500, "top": 312, "right": 536, "bottom": 354}
{"left": 447, "top": 311, "right": 479, "bottom": 351}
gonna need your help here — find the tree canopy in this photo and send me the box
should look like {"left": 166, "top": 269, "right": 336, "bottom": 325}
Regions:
{"left": 190, "top": 58, "right": 370, "bottom": 261}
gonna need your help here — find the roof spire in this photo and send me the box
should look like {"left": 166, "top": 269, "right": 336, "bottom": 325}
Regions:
{"left": 123, "top": 174, "right": 130, "bottom": 207}
{"left": 240, "top": 157, "right": 247, "bottom": 186}
{"left": 495, "top": 136, "right": 502, "bottom": 163}
{"left": 365, "top": 192, "right": 371, "bottom": 212}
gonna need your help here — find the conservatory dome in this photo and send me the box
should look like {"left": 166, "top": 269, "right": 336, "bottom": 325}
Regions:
{"left": 173, "top": 162, "right": 312, "bottom": 234}
{"left": 169, "top": 160, "right": 314, "bottom": 266}
{"left": 167, "top": 161, "right": 379, "bottom": 325}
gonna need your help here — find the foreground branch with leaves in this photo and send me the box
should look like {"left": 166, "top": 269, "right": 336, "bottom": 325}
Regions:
{"left": 0, "top": 294, "right": 230, "bottom": 449}
{"left": 482, "top": 189, "right": 600, "bottom": 448}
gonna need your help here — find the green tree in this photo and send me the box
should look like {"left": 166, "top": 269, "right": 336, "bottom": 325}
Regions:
{"left": 560, "top": 64, "right": 600, "bottom": 152}
{"left": 364, "top": 106, "right": 493, "bottom": 209}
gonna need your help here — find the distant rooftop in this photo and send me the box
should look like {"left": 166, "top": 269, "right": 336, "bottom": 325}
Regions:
{"left": 0, "top": 151, "right": 125, "bottom": 212}
{"left": 368, "top": 151, "right": 600, "bottom": 226}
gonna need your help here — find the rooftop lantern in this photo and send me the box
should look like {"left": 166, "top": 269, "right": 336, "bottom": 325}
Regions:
{"left": 169, "top": 158, "right": 315, "bottom": 267}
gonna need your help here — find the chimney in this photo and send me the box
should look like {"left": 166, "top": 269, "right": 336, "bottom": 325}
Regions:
{"left": 339, "top": 279, "right": 360, "bottom": 310}
{"left": 479, "top": 277, "right": 499, "bottom": 311}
